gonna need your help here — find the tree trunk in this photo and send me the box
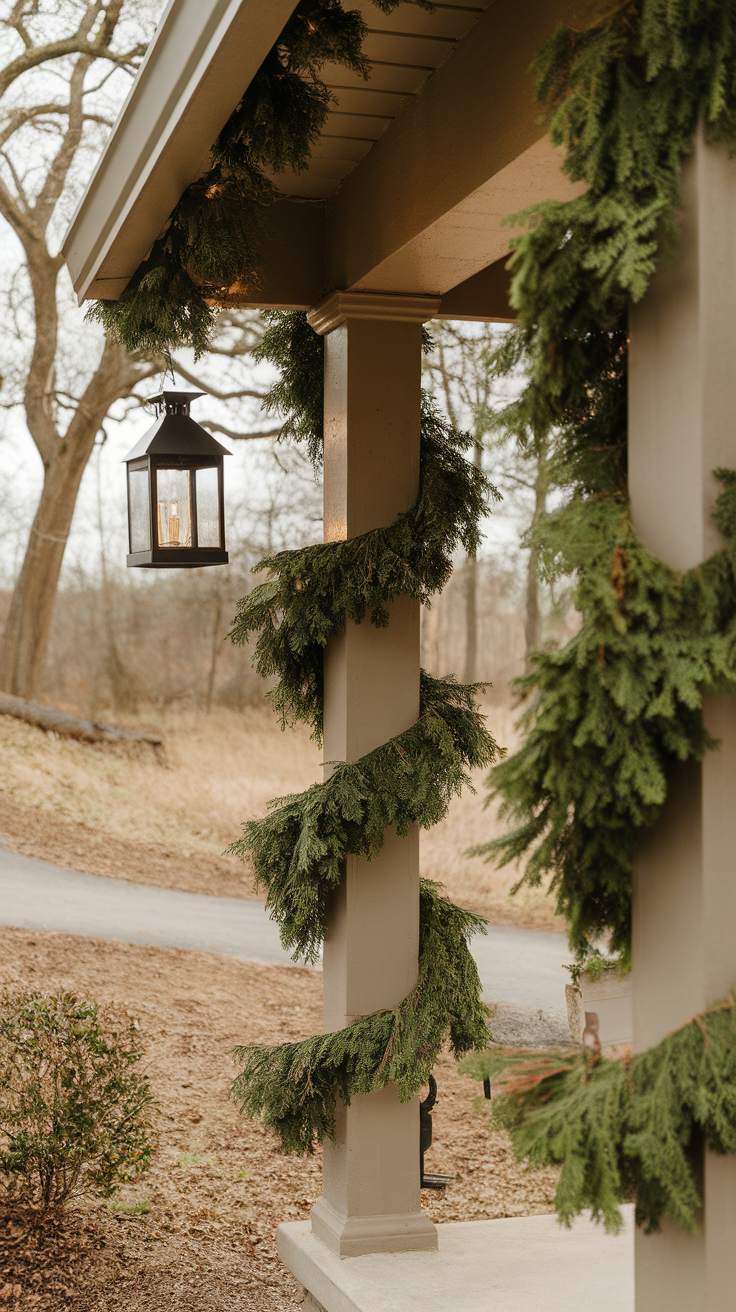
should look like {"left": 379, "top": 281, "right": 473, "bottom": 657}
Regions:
{"left": 524, "top": 433, "right": 550, "bottom": 660}
{"left": 205, "top": 591, "right": 224, "bottom": 712}
{"left": 463, "top": 437, "right": 483, "bottom": 684}
{"left": 463, "top": 551, "right": 478, "bottom": 683}
{"left": 524, "top": 537, "right": 542, "bottom": 656}
{"left": 0, "top": 20, "right": 158, "bottom": 704}
{"left": 0, "top": 690, "right": 161, "bottom": 745}
{"left": 0, "top": 434, "right": 99, "bottom": 697}
{"left": 0, "top": 334, "right": 150, "bottom": 700}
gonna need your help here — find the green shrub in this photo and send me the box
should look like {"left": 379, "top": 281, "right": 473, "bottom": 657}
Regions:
{"left": 0, "top": 989, "right": 156, "bottom": 1214}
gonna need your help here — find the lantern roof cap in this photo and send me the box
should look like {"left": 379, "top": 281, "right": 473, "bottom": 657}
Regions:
{"left": 146, "top": 389, "right": 205, "bottom": 414}
{"left": 123, "top": 390, "right": 231, "bottom": 462}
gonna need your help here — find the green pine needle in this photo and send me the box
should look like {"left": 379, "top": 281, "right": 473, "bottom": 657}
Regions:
{"left": 230, "top": 880, "right": 491, "bottom": 1155}
{"left": 222, "top": 299, "right": 498, "bottom": 1155}
{"left": 471, "top": 480, "right": 736, "bottom": 958}
{"left": 475, "top": 0, "right": 736, "bottom": 959}
{"left": 462, "top": 993, "right": 736, "bottom": 1235}
{"left": 230, "top": 375, "right": 497, "bottom": 742}
{"left": 87, "top": 1, "right": 437, "bottom": 359}
{"left": 229, "top": 671, "right": 500, "bottom": 963}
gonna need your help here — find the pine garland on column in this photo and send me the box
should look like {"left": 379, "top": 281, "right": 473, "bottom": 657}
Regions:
{"left": 464, "top": 0, "right": 736, "bottom": 1237}
{"left": 474, "top": 0, "right": 736, "bottom": 963}
{"left": 225, "top": 313, "right": 499, "bottom": 1149}
{"left": 87, "top": 0, "right": 500, "bottom": 1155}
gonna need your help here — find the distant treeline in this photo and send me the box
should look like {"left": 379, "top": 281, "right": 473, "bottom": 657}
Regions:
{"left": 5, "top": 554, "right": 575, "bottom": 721}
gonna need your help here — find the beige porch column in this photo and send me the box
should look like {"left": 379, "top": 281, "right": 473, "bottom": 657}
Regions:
{"left": 305, "top": 290, "right": 440, "bottom": 1258}
{"left": 628, "top": 129, "right": 736, "bottom": 1311}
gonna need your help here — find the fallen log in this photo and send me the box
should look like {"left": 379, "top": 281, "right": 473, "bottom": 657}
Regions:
{"left": 0, "top": 692, "right": 163, "bottom": 746}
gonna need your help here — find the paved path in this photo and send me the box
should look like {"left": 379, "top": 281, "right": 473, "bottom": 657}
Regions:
{"left": 0, "top": 847, "right": 572, "bottom": 1015}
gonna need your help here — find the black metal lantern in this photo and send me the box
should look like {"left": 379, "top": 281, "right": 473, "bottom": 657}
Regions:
{"left": 123, "top": 391, "right": 230, "bottom": 568}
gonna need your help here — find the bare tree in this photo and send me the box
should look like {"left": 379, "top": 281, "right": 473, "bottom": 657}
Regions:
{"left": 519, "top": 429, "right": 550, "bottom": 655}
{"left": 0, "top": 5, "right": 279, "bottom": 701}
{"left": 424, "top": 323, "right": 500, "bottom": 681}
{"left": 0, "top": 0, "right": 159, "bottom": 697}
{"left": 424, "top": 321, "right": 553, "bottom": 670}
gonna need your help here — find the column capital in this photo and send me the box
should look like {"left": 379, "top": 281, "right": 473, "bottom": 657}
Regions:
{"left": 307, "top": 290, "right": 441, "bottom": 336}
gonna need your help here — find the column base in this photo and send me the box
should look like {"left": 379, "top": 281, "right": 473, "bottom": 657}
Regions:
{"left": 310, "top": 1196, "right": 438, "bottom": 1257}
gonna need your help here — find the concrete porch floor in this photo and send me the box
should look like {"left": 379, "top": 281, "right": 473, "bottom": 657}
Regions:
{"left": 278, "top": 1208, "right": 635, "bottom": 1312}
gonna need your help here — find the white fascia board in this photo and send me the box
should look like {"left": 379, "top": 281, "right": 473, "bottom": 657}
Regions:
{"left": 63, "top": 0, "right": 298, "bottom": 302}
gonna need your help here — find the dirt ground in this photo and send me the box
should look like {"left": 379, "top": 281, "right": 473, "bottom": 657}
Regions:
{"left": 0, "top": 702, "right": 562, "bottom": 930}
{"left": 0, "top": 928, "right": 559, "bottom": 1311}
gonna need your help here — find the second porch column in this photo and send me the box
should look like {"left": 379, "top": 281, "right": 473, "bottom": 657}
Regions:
{"left": 305, "top": 290, "right": 440, "bottom": 1259}
{"left": 629, "top": 129, "right": 736, "bottom": 1311}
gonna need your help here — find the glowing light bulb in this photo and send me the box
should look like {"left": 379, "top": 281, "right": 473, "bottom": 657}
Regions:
{"left": 168, "top": 499, "right": 180, "bottom": 546}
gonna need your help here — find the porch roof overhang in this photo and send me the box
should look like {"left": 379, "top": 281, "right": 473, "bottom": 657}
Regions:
{"left": 62, "top": 0, "right": 587, "bottom": 321}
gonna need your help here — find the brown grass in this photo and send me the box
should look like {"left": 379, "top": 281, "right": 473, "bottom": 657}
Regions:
{"left": 0, "top": 928, "right": 558, "bottom": 1311}
{"left": 0, "top": 699, "right": 561, "bottom": 930}
{"left": 0, "top": 705, "right": 320, "bottom": 863}
{"left": 0, "top": 705, "right": 320, "bottom": 901}
{"left": 421, "top": 700, "right": 562, "bottom": 929}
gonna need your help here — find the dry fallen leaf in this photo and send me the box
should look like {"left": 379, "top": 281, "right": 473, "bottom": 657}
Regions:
{"left": 0, "top": 926, "right": 559, "bottom": 1310}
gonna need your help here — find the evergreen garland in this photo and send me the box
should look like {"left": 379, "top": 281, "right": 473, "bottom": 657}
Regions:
{"left": 461, "top": 994, "right": 736, "bottom": 1235}
{"left": 87, "top": 1, "right": 431, "bottom": 361}
{"left": 87, "top": 0, "right": 495, "bottom": 1156}
{"left": 232, "top": 881, "right": 489, "bottom": 1154}
{"left": 231, "top": 320, "right": 495, "bottom": 741}
{"left": 251, "top": 311, "right": 327, "bottom": 468}
{"left": 86, "top": 0, "right": 736, "bottom": 1195}
{"left": 473, "top": 476, "right": 736, "bottom": 960}
{"left": 506, "top": 0, "right": 736, "bottom": 424}
{"left": 228, "top": 670, "right": 499, "bottom": 963}
{"left": 475, "top": 0, "right": 736, "bottom": 960}
{"left": 462, "top": 0, "right": 736, "bottom": 1238}
{"left": 226, "top": 312, "right": 497, "bottom": 1149}
{"left": 250, "top": 312, "right": 435, "bottom": 470}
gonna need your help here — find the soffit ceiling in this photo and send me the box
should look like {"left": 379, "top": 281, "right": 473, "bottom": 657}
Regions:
{"left": 262, "top": 0, "right": 491, "bottom": 199}
{"left": 63, "top": 0, "right": 581, "bottom": 307}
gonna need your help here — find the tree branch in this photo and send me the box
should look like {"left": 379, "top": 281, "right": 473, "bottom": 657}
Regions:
{"left": 7, "top": 0, "right": 33, "bottom": 50}
{"left": 60, "top": 341, "right": 158, "bottom": 458}
{"left": 0, "top": 149, "right": 31, "bottom": 214}
{"left": 171, "top": 360, "right": 268, "bottom": 402}
{"left": 200, "top": 421, "right": 281, "bottom": 442}
{"left": 82, "top": 64, "right": 122, "bottom": 96}
{"left": 0, "top": 103, "right": 67, "bottom": 150}
{"left": 0, "top": 17, "right": 145, "bottom": 99}
{"left": 0, "top": 37, "right": 94, "bottom": 98}
{"left": 33, "top": 54, "right": 91, "bottom": 229}
{"left": 0, "top": 167, "right": 42, "bottom": 249}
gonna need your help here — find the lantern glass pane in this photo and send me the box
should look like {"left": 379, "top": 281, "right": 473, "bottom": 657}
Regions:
{"left": 196, "top": 466, "right": 221, "bottom": 548}
{"left": 129, "top": 468, "right": 150, "bottom": 552}
{"left": 156, "top": 468, "right": 192, "bottom": 548}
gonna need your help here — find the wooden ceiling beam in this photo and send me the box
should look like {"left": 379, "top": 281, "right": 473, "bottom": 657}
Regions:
{"left": 227, "top": 203, "right": 515, "bottom": 322}
{"left": 324, "top": 0, "right": 587, "bottom": 297}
